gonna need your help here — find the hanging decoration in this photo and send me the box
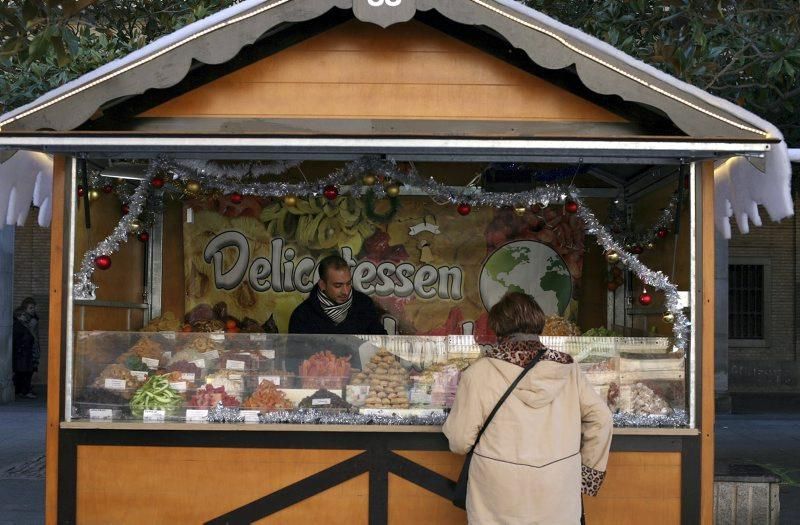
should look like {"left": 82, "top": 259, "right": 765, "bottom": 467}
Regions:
{"left": 323, "top": 185, "right": 339, "bottom": 201}
{"left": 94, "top": 255, "right": 112, "bottom": 270}
{"left": 457, "top": 203, "right": 472, "bottom": 216}
{"left": 638, "top": 288, "right": 653, "bottom": 306}
{"left": 137, "top": 231, "right": 150, "bottom": 243}
{"left": 606, "top": 193, "right": 680, "bottom": 249}
{"left": 229, "top": 192, "right": 243, "bottom": 204}
{"left": 564, "top": 201, "right": 578, "bottom": 214}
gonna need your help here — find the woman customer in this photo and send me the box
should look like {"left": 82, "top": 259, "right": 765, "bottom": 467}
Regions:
{"left": 443, "top": 292, "right": 612, "bottom": 524}
{"left": 13, "top": 297, "right": 41, "bottom": 399}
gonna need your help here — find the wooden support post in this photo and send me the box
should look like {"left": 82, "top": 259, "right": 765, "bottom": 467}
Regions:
{"left": 700, "top": 160, "right": 716, "bottom": 523}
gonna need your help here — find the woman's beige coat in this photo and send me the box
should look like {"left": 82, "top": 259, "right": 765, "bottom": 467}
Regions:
{"left": 443, "top": 353, "right": 613, "bottom": 524}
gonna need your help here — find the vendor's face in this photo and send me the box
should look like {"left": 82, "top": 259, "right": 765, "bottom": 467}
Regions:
{"left": 25, "top": 303, "right": 35, "bottom": 315}
{"left": 319, "top": 267, "right": 353, "bottom": 304}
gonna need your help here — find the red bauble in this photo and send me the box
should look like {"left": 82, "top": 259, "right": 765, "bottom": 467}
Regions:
{"left": 102, "top": 184, "right": 114, "bottom": 194}
{"left": 150, "top": 176, "right": 165, "bottom": 188}
{"left": 638, "top": 292, "right": 653, "bottom": 306}
{"left": 229, "top": 192, "right": 243, "bottom": 204}
{"left": 323, "top": 185, "right": 339, "bottom": 201}
{"left": 137, "top": 231, "right": 150, "bottom": 242}
{"left": 94, "top": 255, "right": 112, "bottom": 270}
{"left": 656, "top": 228, "right": 668, "bottom": 239}
{"left": 631, "top": 245, "right": 644, "bottom": 254}
{"left": 564, "top": 201, "right": 579, "bottom": 214}
{"left": 77, "top": 186, "right": 86, "bottom": 198}
{"left": 121, "top": 204, "right": 130, "bottom": 215}
{"left": 457, "top": 203, "right": 472, "bottom": 216}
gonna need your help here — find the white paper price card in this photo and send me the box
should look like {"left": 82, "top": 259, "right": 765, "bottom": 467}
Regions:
{"left": 259, "top": 349, "right": 276, "bottom": 359}
{"left": 200, "top": 350, "right": 219, "bottom": 360}
{"left": 163, "top": 351, "right": 172, "bottom": 360}
{"left": 258, "top": 375, "right": 280, "bottom": 386}
{"left": 249, "top": 333, "right": 267, "bottom": 341}
{"left": 160, "top": 331, "right": 176, "bottom": 340}
{"left": 169, "top": 381, "right": 187, "bottom": 392}
{"left": 130, "top": 370, "right": 148, "bottom": 381}
{"left": 241, "top": 410, "right": 260, "bottom": 423}
{"left": 210, "top": 333, "right": 225, "bottom": 341}
{"left": 191, "top": 359, "right": 206, "bottom": 369}
{"left": 185, "top": 409, "right": 208, "bottom": 422}
{"left": 104, "top": 378, "right": 126, "bottom": 390}
{"left": 143, "top": 409, "right": 165, "bottom": 422}
{"left": 141, "top": 357, "right": 159, "bottom": 369}
{"left": 226, "top": 359, "right": 245, "bottom": 371}
{"left": 89, "top": 409, "right": 113, "bottom": 421}
{"left": 312, "top": 398, "right": 332, "bottom": 406}
{"left": 229, "top": 373, "right": 243, "bottom": 380}
{"left": 180, "top": 372, "right": 196, "bottom": 382}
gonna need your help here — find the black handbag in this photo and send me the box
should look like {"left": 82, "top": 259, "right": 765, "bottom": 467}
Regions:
{"left": 452, "top": 350, "right": 546, "bottom": 509}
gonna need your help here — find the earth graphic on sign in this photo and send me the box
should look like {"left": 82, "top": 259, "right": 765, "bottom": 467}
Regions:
{"left": 479, "top": 240, "right": 573, "bottom": 316}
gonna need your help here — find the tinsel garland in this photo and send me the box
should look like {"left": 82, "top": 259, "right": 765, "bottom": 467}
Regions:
{"left": 207, "top": 401, "right": 244, "bottom": 423}
{"left": 612, "top": 409, "right": 688, "bottom": 428}
{"left": 73, "top": 179, "right": 150, "bottom": 300}
{"left": 256, "top": 408, "right": 449, "bottom": 426}
{"left": 607, "top": 192, "right": 680, "bottom": 247}
{"left": 172, "top": 159, "right": 301, "bottom": 179}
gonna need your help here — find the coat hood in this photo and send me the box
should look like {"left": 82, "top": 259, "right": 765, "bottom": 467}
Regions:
{"left": 487, "top": 357, "right": 572, "bottom": 409}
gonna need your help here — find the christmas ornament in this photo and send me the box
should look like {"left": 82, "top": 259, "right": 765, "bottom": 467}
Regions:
{"left": 457, "top": 203, "right": 472, "bottom": 216}
{"left": 186, "top": 180, "right": 202, "bottom": 194}
{"left": 102, "top": 184, "right": 114, "bottom": 194}
{"left": 229, "top": 192, "right": 243, "bottom": 204}
{"left": 656, "top": 228, "right": 668, "bottom": 239}
{"left": 128, "top": 219, "right": 142, "bottom": 233}
{"left": 631, "top": 245, "right": 644, "bottom": 254}
{"left": 638, "top": 290, "right": 653, "bottom": 306}
{"left": 385, "top": 183, "right": 400, "bottom": 198}
{"left": 77, "top": 186, "right": 86, "bottom": 198}
{"left": 662, "top": 311, "right": 675, "bottom": 323}
{"left": 121, "top": 204, "right": 130, "bottom": 215}
{"left": 88, "top": 189, "right": 101, "bottom": 202}
{"left": 323, "top": 185, "right": 339, "bottom": 201}
{"left": 94, "top": 255, "right": 112, "bottom": 270}
{"left": 564, "top": 201, "right": 578, "bottom": 214}
{"left": 646, "top": 242, "right": 655, "bottom": 250}
{"left": 150, "top": 176, "right": 165, "bottom": 188}
{"left": 362, "top": 174, "right": 376, "bottom": 186}
{"left": 283, "top": 195, "right": 297, "bottom": 207}
{"left": 605, "top": 251, "right": 620, "bottom": 264}
{"left": 137, "top": 231, "right": 150, "bottom": 243}
{"left": 513, "top": 205, "right": 527, "bottom": 216}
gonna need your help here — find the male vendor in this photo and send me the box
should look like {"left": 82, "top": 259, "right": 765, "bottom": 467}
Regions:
{"left": 289, "top": 254, "right": 386, "bottom": 335}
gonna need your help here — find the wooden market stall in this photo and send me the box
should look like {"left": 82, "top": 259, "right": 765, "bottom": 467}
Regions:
{"left": 0, "top": 1, "right": 791, "bottom": 524}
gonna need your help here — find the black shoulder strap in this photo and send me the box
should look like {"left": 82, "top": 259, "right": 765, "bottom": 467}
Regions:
{"left": 469, "top": 349, "right": 547, "bottom": 452}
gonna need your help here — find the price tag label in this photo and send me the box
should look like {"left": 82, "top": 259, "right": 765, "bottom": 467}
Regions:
{"left": 191, "top": 359, "right": 206, "bottom": 369}
{"left": 258, "top": 375, "right": 280, "bottom": 386}
{"left": 210, "top": 333, "right": 225, "bottom": 341}
{"left": 89, "top": 409, "right": 113, "bottom": 421}
{"left": 160, "top": 331, "right": 176, "bottom": 340}
{"left": 311, "top": 398, "right": 332, "bottom": 406}
{"left": 180, "top": 373, "right": 196, "bottom": 382}
{"left": 143, "top": 409, "right": 165, "bottom": 422}
{"left": 141, "top": 357, "right": 160, "bottom": 369}
{"left": 104, "top": 378, "right": 126, "bottom": 390}
{"left": 185, "top": 409, "right": 208, "bottom": 422}
{"left": 249, "top": 333, "right": 267, "bottom": 341}
{"left": 229, "top": 374, "right": 243, "bottom": 380}
{"left": 226, "top": 359, "right": 246, "bottom": 371}
{"left": 130, "top": 371, "right": 148, "bottom": 381}
{"left": 200, "top": 350, "right": 219, "bottom": 360}
{"left": 240, "top": 410, "right": 260, "bottom": 423}
{"left": 163, "top": 351, "right": 172, "bottom": 360}
{"left": 169, "top": 381, "right": 187, "bottom": 392}
{"left": 259, "top": 349, "right": 276, "bottom": 359}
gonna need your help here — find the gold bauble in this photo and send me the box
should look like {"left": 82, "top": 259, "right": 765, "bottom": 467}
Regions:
{"left": 646, "top": 242, "right": 655, "bottom": 250}
{"left": 186, "top": 180, "right": 201, "bottom": 194}
{"left": 283, "top": 195, "right": 298, "bottom": 207}
{"left": 362, "top": 174, "right": 377, "bottom": 186}
{"left": 128, "top": 219, "right": 142, "bottom": 233}
{"left": 513, "top": 205, "right": 527, "bottom": 216}
{"left": 87, "top": 189, "right": 101, "bottom": 202}
{"left": 662, "top": 312, "right": 675, "bottom": 324}
{"left": 385, "top": 184, "right": 400, "bottom": 198}
{"left": 605, "top": 250, "right": 620, "bottom": 264}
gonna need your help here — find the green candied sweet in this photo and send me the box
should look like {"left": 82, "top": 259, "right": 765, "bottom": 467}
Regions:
{"left": 130, "top": 375, "right": 183, "bottom": 418}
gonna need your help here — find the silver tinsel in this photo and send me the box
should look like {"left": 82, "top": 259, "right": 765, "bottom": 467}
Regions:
{"left": 207, "top": 401, "right": 244, "bottom": 423}
{"left": 607, "top": 192, "right": 680, "bottom": 247}
{"left": 72, "top": 178, "right": 151, "bottom": 300}
{"left": 612, "top": 409, "right": 688, "bottom": 428}
{"left": 256, "top": 408, "right": 449, "bottom": 426}
{"left": 172, "top": 159, "right": 301, "bottom": 180}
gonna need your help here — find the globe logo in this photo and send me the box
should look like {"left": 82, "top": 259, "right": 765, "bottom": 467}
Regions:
{"left": 479, "top": 240, "right": 573, "bottom": 316}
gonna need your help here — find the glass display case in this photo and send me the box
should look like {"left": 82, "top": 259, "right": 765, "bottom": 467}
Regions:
{"left": 69, "top": 331, "right": 687, "bottom": 427}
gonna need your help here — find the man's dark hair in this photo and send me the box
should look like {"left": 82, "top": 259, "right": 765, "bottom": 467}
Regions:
{"left": 318, "top": 254, "right": 350, "bottom": 282}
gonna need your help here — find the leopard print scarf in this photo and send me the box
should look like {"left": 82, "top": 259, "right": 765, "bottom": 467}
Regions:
{"left": 485, "top": 336, "right": 573, "bottom": 367}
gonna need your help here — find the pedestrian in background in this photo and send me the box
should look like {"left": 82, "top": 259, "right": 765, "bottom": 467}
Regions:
{"left": 12, "top": 297, "right": 40, "bottom": 399}
{"left": 443, "top": 292, "right": 613, "bottom": 524}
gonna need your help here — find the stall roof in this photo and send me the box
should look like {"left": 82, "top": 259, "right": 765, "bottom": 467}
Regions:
{"left": 0, "top": 0, "right": 792, "bottom": 232}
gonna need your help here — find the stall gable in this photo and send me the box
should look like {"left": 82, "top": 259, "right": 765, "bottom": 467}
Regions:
{"left": 139, "top": 20, "right": 628, "bottom": 133}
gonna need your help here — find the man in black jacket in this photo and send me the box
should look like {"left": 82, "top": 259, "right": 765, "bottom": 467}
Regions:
{"left": 289, "top": 254, "right": 386, "bottom": 336}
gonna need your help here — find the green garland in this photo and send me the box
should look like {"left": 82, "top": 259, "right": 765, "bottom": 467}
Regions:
{"left": 363, "top": 190, "right": 399, "bottom": 223}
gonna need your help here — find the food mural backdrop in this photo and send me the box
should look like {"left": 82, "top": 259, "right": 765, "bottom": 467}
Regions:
{"left": 183, "top": 194, "right": 585, "bottom": 337}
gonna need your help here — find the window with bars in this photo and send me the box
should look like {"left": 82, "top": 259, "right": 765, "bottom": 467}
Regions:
{"left": 728, "top": 264, "right": 765, "bottom": 340}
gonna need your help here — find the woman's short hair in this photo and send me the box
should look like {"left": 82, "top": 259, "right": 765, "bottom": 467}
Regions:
{"left": 488, "top": 292, "right": 546, "bottom": 337}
